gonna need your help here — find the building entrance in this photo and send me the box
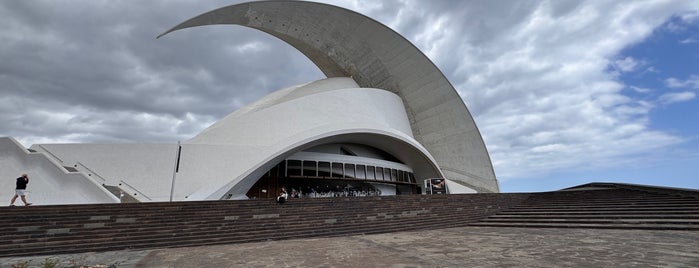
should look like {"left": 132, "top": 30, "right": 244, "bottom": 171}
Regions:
{"left": 246, "top": 160, "right": 418, "bottom": 199}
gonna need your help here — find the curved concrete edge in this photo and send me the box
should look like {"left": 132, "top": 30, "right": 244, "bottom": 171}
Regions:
{"left": 157, "top": 1, "right": 499, "bottom": 192}
{"left": 179, "top": 81, "right": 443, "bottom": 200}
{"left": 199, "top": 126, "right": 446, "bottom": 200}
{"left": 26, "top": 82, "right": 437, "bottom": 202}
{"left": 444, "top": 179, "right": 478, "bottom": 194}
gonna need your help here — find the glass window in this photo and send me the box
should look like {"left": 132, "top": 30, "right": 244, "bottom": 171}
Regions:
{"left": 356, "top": 165, "right": 366, "bottom": 179}
{"left": 318, "top": 162, "right": 331, "bottom": 177}
{"left": 391, "top": 169, "right": 397, "bottom": 181}
{"left": 384, "top": 168, "right": 391, "bottom": 181}
{"left": 279, "top": 161, "right": 287, "bottom": 177}
{"left": 270, "top": 165, "right": 278, "bottom": 177}
{"left": 287, "top": 160, "right": 302, "bottom": 176}
{"left": 344, "top": 164, "right": 355, "bottom": 178}
{"left": 332, "top": 162, "right": 343, "bottom": 178}
{"left": 375, "top": 167, "right": 383, "bottom": 180}
{"left": 366, "top": 166, "right": 375, "bottom": 180}
{"left": 303, "top": 161, "right": 317, "bottom": 177}
{"left": 409, "top": 173, "right": 416, "bottom": 183}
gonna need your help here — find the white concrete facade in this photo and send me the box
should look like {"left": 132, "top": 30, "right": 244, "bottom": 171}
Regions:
{"left": 159, "top": 0, "right": 499, "bottom": 193}
{"left": 0, "top": 137, "right": 118, "bottom": 206}
{"left": 0, "top": 1, "right": 498, "bottom": 205}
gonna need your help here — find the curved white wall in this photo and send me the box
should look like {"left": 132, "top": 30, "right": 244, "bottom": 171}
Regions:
{"left": 179, "top": 77, "right": 445, "bottom": 200}
{"left": 25, "top": 78, "right": 449, "bottom": 202}
{"left": 11, "top": 76, "right": 481, "bottom": 202}
{"left": 188, "top": 78, "right": 414, "bottom": 145}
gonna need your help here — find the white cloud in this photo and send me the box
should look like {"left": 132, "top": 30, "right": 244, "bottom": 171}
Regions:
{"left": 411, "top": 1, "right": 697, "bottom": 181}
{"left": 614, "top": 57, "right": 641, "bottom": 72}
{"left": 666, "top": 75, "right": 699, "bottom": 89}
{"left": 659, "top": 91, "right": 696, "bottom": 104}
{"left": 630, "top": 86, "right": 652, "bottom": 93}
{"left": 680, "top": 38, "right": 699, "bottom": 44}
{"left": 679, "top": 10, "right": 699, "bottom": 23}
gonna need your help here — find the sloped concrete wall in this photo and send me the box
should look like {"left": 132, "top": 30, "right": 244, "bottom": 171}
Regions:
{"left": 31, "top": 143, "right": 179, "bottom": 202}
{"left": 0, "top": 137, "right": 118, "bottom": 206}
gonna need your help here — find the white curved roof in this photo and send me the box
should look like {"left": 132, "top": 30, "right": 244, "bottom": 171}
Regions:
{"left": 17, "top": 78, "right": 445, "bottom": 202}
{"left": 159, "top": 1, "right": 498, "bottom": 192}
{"left": 183, "top": 77, "right": 444, "bottom": 199}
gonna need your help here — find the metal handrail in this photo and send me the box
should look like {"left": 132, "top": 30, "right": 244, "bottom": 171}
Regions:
{"left": 36, "top": 145, "right": 64, "bottom": 163}
{"left": 119, "top": 179, "right": 153, "bottom": 201}
{"left": 75, "top": 161, "right": 107, "bottom": 183}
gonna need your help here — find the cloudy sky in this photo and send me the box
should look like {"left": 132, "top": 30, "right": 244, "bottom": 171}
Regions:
{"left": 1, "top": 0, "right": 698, "bottom": 192}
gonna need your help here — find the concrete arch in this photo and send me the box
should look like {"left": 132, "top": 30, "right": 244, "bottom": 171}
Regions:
{"left": 159, "top": 1, "right": 498, "bottom": 192}
{"left": 213, "top": 129, "right": 445, "bottom": 200}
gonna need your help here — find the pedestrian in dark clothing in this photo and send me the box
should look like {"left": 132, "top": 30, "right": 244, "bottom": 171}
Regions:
{"left": 10, "top": 173, "right": 31, "bottom": 206}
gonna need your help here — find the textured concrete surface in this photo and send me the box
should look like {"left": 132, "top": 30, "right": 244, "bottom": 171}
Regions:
{"left": 0, "top": 137, "right": 120, "bottom": 206}
{"left": 159, "top": 1, "right": 498, "bottom": 193}
{"left": 2, "top": 227, "right": 698, "bottom": 267}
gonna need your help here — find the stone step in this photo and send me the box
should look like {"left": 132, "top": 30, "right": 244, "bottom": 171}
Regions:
{"left": 467, "top": 222, "right": 699, "bottom": 231}
{"left": 0, "top": 210, "right": 485, "bottom": 257}
{"left": 498, "top": 206, "right": 699, "bottom": 213}
{"left": 477, "top": 218, "right": 699, "bottom": 224}
{"left": 0, "top": 203, "right": 492, "bottom": 229}
{"left": 491, "top": 210, "right": 699, "bottom": 215}
{"left": 520, "top": 200, "right": 697, "bottom": 205}
{"left": 0, "top": 193, "right": 531, "bottom": 257}
{"left": 6, "top": 186, "right": 699, "bottom": 258}
{"left": 488, "top": 214, "right": 699, "bottom": 219}
{"left": 512, "top": 202, "right": 699, "bottom": 208}
{"left": 3, "top": 208, "right": 497, "bottom": 243}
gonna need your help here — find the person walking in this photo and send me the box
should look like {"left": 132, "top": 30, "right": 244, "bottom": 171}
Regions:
{"left": 10, "top": 173, "right": 31, "bottom": 206}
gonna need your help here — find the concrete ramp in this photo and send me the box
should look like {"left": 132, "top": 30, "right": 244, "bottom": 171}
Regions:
{"left": 0, "top": 137, "right": 118, "bottom": 206}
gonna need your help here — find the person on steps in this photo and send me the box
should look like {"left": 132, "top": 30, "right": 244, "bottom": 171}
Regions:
{"left": 10, "top": 173, "right": 32, "bottom": 206}
{"left": 276, "top": 188, "right": 288, "bottom": 204}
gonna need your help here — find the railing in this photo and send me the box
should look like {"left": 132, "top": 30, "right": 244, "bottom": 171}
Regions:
{"left": 36, "top": 145, "right": 64, "bottom": 163}
{"left": 74, "top": 161, "right": 107, "bottom": 183}
{"left": 119, "top": 179, "right": 153, "bottom": 201}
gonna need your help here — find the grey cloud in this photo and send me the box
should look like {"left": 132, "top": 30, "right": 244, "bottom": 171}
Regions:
{"left": 1, "top": 0, "right": 698, "bottom": 184}
{"left": 0, "top": 1, "right": 323, "bottom": 144}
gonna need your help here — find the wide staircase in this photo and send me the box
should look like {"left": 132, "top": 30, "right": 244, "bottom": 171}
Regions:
{"left": 469, "top": 183, "right": 699, "bottom": 230}
{"left": 2, "top": 183, "right": 697, "bottom": 258}
{"left": 0, "top": 193, "right": 527, "bottom": 257}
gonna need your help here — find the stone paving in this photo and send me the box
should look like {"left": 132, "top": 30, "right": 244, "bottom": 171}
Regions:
{"left": 2, "top": 227, "right": 698, "bottom": 267}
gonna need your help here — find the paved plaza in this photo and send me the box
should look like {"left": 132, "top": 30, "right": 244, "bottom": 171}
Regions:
{"left": 2, "top": 227, "right": 698, "bottom": 267}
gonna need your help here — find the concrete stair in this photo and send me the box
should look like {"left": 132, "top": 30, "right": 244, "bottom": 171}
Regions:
{"left": 0, "top": 193, "right": 528, "bottom": 257}
{"left": 469, "top": 184, "right": 699, "bottom": 230}
{"left": 2, "top": 183, "right": 697, "bottom": 258}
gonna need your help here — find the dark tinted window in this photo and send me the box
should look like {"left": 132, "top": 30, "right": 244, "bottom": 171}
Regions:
{"left": 344, "top": 164, "right": 355, "bottom": 178}
{"left": 279, "top": 161, "right": 287, "bottom": 177}
{"left": 318, "top": 162, "right": 331, "bottom": 177}
{"left": 303, "top": 161, "right": 317, "bottom": 177}
{"left": 375, "top": 167, "right": 383, "bottom": 180}
{"left": 356, "top": 165, "right": 366, "bottom": 179}
{"left": 366, "top": 166, "right": 375, "bottom": 180}
{"left": 332, "top": 162, "right": 343, "bottom": 178}
{"left": 287, "top": 160, "right": 302, "bottom": 176}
